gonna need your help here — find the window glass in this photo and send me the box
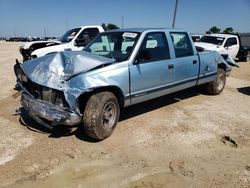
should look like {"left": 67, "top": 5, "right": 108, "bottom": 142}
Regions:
{"left": 76, "top": 28, "right": 100, "bottom": 46}
{"left": 138, "top": 32, "right": 170, "bottom": 62}
{"left": 60, "top": 28, "right": 81, "bottom": 43}
{"left": 85, "top": 32, "right": 140, "bottom": 62}
{"left": 225, "top": 37, "right": 237, "bottom": 47}
{"left": 170, "top": 32, "right": 194, "bottom": 58}
{"left": 199, "top": 36, "right": 225, "bottom": 45}
{"left": 77, "top": 28, "right": 100, "bottom": 41}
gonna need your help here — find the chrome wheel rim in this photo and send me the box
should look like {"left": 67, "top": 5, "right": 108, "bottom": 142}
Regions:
{"left": 102, "top": 102, "right": 117, "bottom": 129}
{"left": 217, "top": 73, "right": 225, "bottom": 91}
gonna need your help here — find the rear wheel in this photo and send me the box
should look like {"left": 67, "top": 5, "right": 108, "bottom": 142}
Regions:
{"left": 83, "top": 92, "right": 120, "bottom": 140}
{"left": 206, "top": 68, "right": 226, "bottom": 95}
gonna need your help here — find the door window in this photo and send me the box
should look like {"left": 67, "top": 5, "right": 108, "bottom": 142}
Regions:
{"left": 224, "top": 37, "right": 237, "bottom": 47}
{"left": 75, "top": 28, "right": 100, "bottom": 46}
{"left": 138, "top": 32, "right": 170, "bottom": 63}
{"left": 170, "top": 32, "right": 194, "bottom": 58}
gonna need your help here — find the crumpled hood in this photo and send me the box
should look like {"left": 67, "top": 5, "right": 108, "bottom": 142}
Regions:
{"left": 21, "top": 51, "right": 115, "bottom": 89}
{"left": 194, "top": 42, "right": 221, "bottom": 51}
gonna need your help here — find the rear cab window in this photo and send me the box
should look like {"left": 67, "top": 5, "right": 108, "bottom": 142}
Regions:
{"left": 224, "top": 37, "right": 237, "bottom": 47}
{"left": 170, "top": 32, "right": 194, "bottom": 58}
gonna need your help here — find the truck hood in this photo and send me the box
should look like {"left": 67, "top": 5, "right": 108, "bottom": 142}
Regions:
{"left": 21, "top": 51, "right": 115, "bottom": 89}
{"left": 194, "top": 42, "right": 221, "bottom": 51}
{"left": 20, "top": 40, "right": 61, "bottom": 50}
{"left": 31, "top": 43, "right": 70, "bottom": 58}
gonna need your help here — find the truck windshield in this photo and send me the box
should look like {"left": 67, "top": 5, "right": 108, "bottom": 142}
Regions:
{"left": 60, "top": 28, "right": 81, "bottom": 43}
{"left": 199, "top": 36, "right": 225, "bottom": 45}
{"left": 85, "top": 32, "right": 140, "bottom": 62}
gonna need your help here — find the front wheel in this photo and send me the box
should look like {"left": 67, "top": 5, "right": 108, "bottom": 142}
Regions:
{"left": 206, "top": 68, "right": 226, "bottom": 95}
{"left": 83, "top": 92, "right": 120, "bottom": 140}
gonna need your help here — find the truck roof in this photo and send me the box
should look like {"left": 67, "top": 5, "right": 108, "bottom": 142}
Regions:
{"left": 78, "top": 25, "right": 104, "bottom": 28}
{"left": 206, "top": 33, "right": 238, "bottom": 38}
{"left": 104, "top": 28, "right": 188, "bottom": 33}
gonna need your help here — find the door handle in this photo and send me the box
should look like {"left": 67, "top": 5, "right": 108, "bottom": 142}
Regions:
{"left": 168, "top": 64, "right": 174, "bottom": 69}
{"left": 193, "top": 60, "right": 197, "bottom": 64}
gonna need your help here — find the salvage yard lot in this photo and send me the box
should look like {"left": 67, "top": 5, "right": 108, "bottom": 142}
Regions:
{"left": 0, "top": 41, "right": 250, "bottom": 187}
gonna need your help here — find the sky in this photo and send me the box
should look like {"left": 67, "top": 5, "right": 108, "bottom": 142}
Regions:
{"left": 0, "top": 0, "right": 250, "bottom": 37}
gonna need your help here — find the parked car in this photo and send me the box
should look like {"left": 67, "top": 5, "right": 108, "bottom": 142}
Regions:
{"left": 19, "top": 25, "right": 106, "bottom": 61}
{"left": 6, "top": 37, "right": 31, "bottom": 42}
{"left": 14, "top": 28, "right": 234, "bottom": 140}
{"left": 195, "top": 33, "right": 249, "bottom": 61}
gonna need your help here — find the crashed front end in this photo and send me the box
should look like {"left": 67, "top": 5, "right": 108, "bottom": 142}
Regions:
{"left": 14, "top": 62, "right": 82, "bottom": 129}
{"left": 14, "top": 51, "right": 115, "bottom": 129}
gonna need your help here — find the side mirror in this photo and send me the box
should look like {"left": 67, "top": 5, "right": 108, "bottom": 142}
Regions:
{"left": 224, "top": 43, "right": 232, "bottom": 48}
{"left": 75, "top": 38, "right": 86, "bottom": 47}
{"left": 134, "top": 50, "right": 151, "bottom": 64}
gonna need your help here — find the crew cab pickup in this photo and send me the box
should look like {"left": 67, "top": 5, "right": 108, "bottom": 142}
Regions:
{"left": 14, "top": 28, "right": 233, "bottom": 140}
{"left": 195, "top": 33, "right": 249, "bottom": 61}
{"left": 19, "top": 25, "right": 106, "bottom": 61}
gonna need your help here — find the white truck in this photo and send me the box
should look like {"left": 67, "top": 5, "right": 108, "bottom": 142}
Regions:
{"left": 195, "top": 34, "right": 249, "bottom": 62}
{"left": 20, "top": 25, "right": 106, "bottom": 61}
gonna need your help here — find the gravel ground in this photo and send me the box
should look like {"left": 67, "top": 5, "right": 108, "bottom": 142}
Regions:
{"left": 0, "top": 41, "right": 250, "bottom": 188}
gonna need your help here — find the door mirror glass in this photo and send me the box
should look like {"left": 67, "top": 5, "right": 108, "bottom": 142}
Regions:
{"left": 75, "top": 38, "right": 86, "bottom": 47}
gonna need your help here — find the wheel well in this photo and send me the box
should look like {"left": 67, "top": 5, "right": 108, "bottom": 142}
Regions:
{"left": 77, "top": 86, "right": 125, "bottom": 113}
{"left": 218, "top": 63, "right": 226, "bottom": 71}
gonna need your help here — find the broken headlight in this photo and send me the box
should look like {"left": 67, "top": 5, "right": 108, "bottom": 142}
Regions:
{"left": 14, "top": 62, "right": 28, "bottom": 83}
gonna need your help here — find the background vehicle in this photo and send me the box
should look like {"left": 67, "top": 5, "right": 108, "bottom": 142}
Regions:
{"left": 191, "top": 34, "right": 203, "bottom": 42}
{"left": 20, "top": 25, "right": 106, "bottom": 61}
{"left": 14, "top": 28, "right": 233, "bottom": 140}
{"left": 195, "top": 33, "right": 249, "bottom": 61}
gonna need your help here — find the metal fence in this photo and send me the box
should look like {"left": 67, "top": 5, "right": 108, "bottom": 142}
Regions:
{"left": 239, "top": 33, "right": 250, "bottom": 50}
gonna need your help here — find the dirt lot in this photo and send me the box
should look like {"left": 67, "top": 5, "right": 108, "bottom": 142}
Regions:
{"left": 0, "top": 41, "right": 250, "bottom": 188}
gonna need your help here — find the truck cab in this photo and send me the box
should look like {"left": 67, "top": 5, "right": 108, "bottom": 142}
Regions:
{"left": 20, "top": 25, "right": 105, "bottom": 61}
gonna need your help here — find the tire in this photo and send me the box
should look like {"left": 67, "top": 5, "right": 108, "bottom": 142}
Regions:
{"left": 83, "top": 92, "right": 120, "bottom": 140}
{"left": 206, "top": 68, "right": 226, "bottom": 95}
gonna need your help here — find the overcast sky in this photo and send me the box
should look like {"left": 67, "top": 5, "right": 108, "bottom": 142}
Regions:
{"left": 0, "top": 0, "right": 250, "bottom": 37}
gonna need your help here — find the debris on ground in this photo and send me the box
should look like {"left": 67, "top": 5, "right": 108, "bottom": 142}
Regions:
{"left": 169, "top": 159, "right": 194, "bottom": 178}
{"left": 221, "top": 135, "right": 238, "bottom": 147}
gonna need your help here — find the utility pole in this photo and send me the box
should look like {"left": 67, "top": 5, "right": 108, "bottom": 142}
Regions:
{"left": 66, "top": 20, "right": 69, "bottom": 31}
{"left": 172, "top": 0, "right": 179, "bottom": 28}
{"left": 44, "top": 27, "right": 47, "bottom": 38}
{"left": 120, "top": 16, "right": 124, "bottom": 29}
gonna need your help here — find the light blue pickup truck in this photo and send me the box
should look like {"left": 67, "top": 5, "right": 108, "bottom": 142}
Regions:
{"left": 14, "top": 28, "right": 234, "bottom": 140}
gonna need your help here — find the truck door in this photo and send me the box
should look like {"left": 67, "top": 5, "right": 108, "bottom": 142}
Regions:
{"left": 72, "top": 28, "right": 100, "bottom": 51}
{"left": 224, "top": 37, "right": 239, "bottom": 58}
{"left": 130, "top": 32, "right": 173, "bottom": 104}
{"left": 169, "top": 32, "right": 199, "bottom": 90}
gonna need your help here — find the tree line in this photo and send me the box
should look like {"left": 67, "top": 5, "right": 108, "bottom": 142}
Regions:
{"left": 206, "top": 26, "right": 235, "bottom": 34}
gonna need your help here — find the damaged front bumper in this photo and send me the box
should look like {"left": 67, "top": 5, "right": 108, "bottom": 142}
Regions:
{"left": 20, "top": 92, "right": 82, "bottom": 130}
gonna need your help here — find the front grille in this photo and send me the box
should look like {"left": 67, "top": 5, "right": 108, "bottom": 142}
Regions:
{"left": 25, "top": 81, "right": 69, "bottom": 108}
{"left": 14, "top": 63, "right": 69, "bottom": 108}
